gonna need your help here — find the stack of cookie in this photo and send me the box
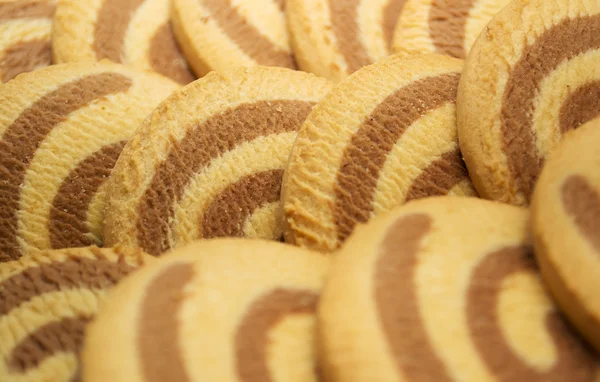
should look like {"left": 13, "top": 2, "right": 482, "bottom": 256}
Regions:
{"left": 0, "top": 0, "right": 599, "bottom": 380}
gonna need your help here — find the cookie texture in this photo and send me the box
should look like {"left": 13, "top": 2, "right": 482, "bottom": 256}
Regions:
{"left": 104, "top": 66, "right": 332, "bottom": 256}
{"left": 287, "top": 0, "right": 406, "bottom": 82}
{"left": 0, "top": 0, "right": 56, "bottom": 82}
{"left": 52, "top": 0, "right": 194, "bottom": 85}
{"left": 283, "top": 54, "right": 476, "bottom": 253}
{"left": 457, "top": 0, "right": 600, "bottom": 206}
{"left": 171, "top": 0, "right": 294, "bottom": 76}
{"left": 0, "top": 61, "right": 179, "bottom": 262}
{"left": 319, "top": 196, "right": 599, "bottom": 382}
{"left": 82, "top": 239, "right": 329, "bottom": 382}
{"left": 532, "top": 118, "right": 600, "bottom": 352}
{"left": 0, "top": 245, "right": 152, "bottom": 382}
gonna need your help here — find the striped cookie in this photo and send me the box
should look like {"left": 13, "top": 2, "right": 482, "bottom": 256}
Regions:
{"left": 82, "top": 239, "right": 329, "bottom": 382}
{"left": 392, "top": 0, "right": 512, "bottom": 58}
{"left": 532, "top": 118, "right": 600, "bottom": 352}
{"left": 457, "top": 0, "right": 600, "bottom": 206}
{"left": 0, "top": 0, "right": 56, "bottom": 82}
{"left": 287, "top": 0, "right": 406, "bottom": 82}
{"left": 171, "top": 0, "right": 294, "bottom": 77}
{"left": 319, "top": 196, "right": 599, "bottom": 382}
{"left": 104, "top": 66, "right": 332, "bottom": 256}
{"left": 52, "top": 0, "right": 194, "bottom": 85}
{"left": 283, "top": 54, "right": 477, "bottom": 253}
{"left": 0, "top": 245, "right": 153, "bottom": 382}
{"left": 0, "top": 61, "right": 179, "bottom": 262}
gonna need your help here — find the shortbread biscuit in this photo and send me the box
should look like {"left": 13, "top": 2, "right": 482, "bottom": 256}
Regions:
{"left": 104, "top": 66, "right": 332, "bottom": 256}
{"left": 0, "top": 0, "right": 56, "bottom": 82}
{"left": 532, "top": 118, "right": 600, "bottom": 352}
{"left": 392, "top": 0, "right": 511, "bottom": 58}
{"left": 82, "top": 239, "right": 329, "bottom": 382}
{"left": 457, "top": 0, "right": 600, "bottom": 206}
{"left": 0, "top": 61, "right": 179, "bottom": 262}
{"left": 319, "top": 196, "right": 599, "bottom": 382}
{"left": 0, "top": 245, "right": 152, "bottom": 382}
{"left": 171, "top": 0, "right": 294, "bottom": 77}
{"left": 53, "top": 0, "right": 194, "bottom": 84}
{"left": 283, "top": 54, "right": 476, "bottom": 253}
{"left": 287, "top": 0, "right": 407, "bottom": 82}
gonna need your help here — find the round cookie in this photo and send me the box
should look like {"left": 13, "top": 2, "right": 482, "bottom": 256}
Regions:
{"left": 287, "top": 0, "right": 407, "bottom": 82}
{"left": 532, "top": 118, "right": 600, "bottom": 352}
{"left": 0, "top": 61, "right": 179, "bottom": 262}
{"left": 283, "top": 54, "right": 477, "bottom": 253}
{"left": 319, "top": 196, "right": 600, "bottom": 382}
{"left": 0, "top": 0, "right": 56, "bottom": 83}
{"left": 82, "top": 239, "right": 329, "bottom": 382}
{"left": 457, "top": 0, "right": 600, "bottom": 206}
{"left": 104, "top": 66, "right": 332, "bottom": 256}
{"left": 171, "top": 0, "right": 294, "bottom": 77}
{"left": 52, "top": 0, "right": 194, "bottom": 85}
{"left": 392, "top": 0, "right": 512, "bottom": 59}
{"left": 0, "top": 245, "right": 153, "bottom": 382}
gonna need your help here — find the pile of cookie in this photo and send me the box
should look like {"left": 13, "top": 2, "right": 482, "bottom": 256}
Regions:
{"left": 1, "top": 0, "right": 599, "bottom": 380}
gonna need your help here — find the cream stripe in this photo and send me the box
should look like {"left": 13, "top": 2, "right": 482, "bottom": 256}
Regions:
{"left": 86, "top": 179, "right": 110, "bottom": 242}
{"left": 358, "top": 0, "right": 389, "bottom": 61}
{"left": 268, "top": 316, "right": 318, "bottom": 382}
{"left": 463, "top": 0, "right": 511, "bottom": 55}
{"left": 243, "top": 202, "right": 281, "bottom": 238}
{"left": 448, "top": 179, "right": 476, "bottom": 196}
{"left": 233, "top": 0, "right": 290, "bottom": 51}
{"left": 392, "top": 0, "right": 436, "bottom": 55}
{"left": 123, "top": 0, "right": 168, "bottom": 71}
{"left": 52, "top": 0, "right": 103, "bottom": 63}
{"left": 6, "top": 353, "right": 77, "bottom": 382}
{"left": 0, "top": 18, "right": 51, "bottom": 52}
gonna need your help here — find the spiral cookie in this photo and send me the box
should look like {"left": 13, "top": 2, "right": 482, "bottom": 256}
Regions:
{"left": 52, "top": 0, "right": 194, "bottom": 85}
{"left": 287, "top": 0, "right": 406, "bottom": 82}
{"left": 319, "top": 196, "right": 599, "bottom": 382}
{"left": 0, "top": 61, "right": 179, "bottom": 262}
{"left": 283, "top": 54, "right": 476, "bottom": 253}
{"left": 0, "top": 245, "right": 152, "bottom": 382}
{"left": 0, "top": 0, "right": 56, "bottom": 83}
{"left": 104, "top": 66, "right": 331, "bottom": 256}
{"left": 171, "top": 0, "right": 294, "bottom": 77}
{"left": 457, "top": 0, "right": 600, "bottom": 206}
{"left": 392, "top": 0, "right": 511, "bottom": 58}
{"left": 532, "top": 118, "right": 600, "bottom": 352}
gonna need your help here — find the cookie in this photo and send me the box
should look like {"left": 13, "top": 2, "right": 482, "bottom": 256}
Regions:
{"left": 103, "top": 66, "right": 332, "bottom": 256}
{"left": 171, "top": 0, "right": 294, "bottom": 77}
{"left": 82, "top": 238, "right": 329, "bottom": 382}
{"left": 319, "top": 196, "right": 599, "bottom": 382}
{"left": 457, "top": 0, "right": 600, "bottom": 206}
{"left": 0, "top": 61, "right": 179, "bottom": 262}
{"left": 392, "top": 0, "right": 511, "bottom": 58}
{"left": 0, "top": 245, "right": 153, "bottom": 382}
{"left": 287, "top": 0, "right": 406, "bottom": 82}
{"left": 282, "top": 54, "right": 477, "bottom": 253}
{"left": 52, "top": 0, "right": 194, "bottom": 85}
{"left": 532, "top": 118, "right": 600, "bottom": 352}
{"left": 0, "top": 0, "right": 56, "bottom": 82}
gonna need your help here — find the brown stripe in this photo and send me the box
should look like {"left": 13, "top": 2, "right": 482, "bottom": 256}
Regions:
{"left": 0, "top": 0, "right": 55, "bottom": 20}
{"left": 0, "top": 39, "right": 51, "bottom": 83}
{"left": 560, "top": 80, "right": 600, "bottom": 133}
{"left": 199, "top": 0, "right": 295, "bottom": 68}
{"left": 0, "top": 73, "right": 132, "bottom": 262}
{"left": 405, "top": 148, "right": 470, "bottom": 201}
{"left": 501, "top": 15, "right": 600, "bottom": 203}
{"left": 274, "top": 0, "right": 285, "bottom": 12}
{"left": 329, "top": 0, "right": 371, "bottom": 73}
{"left": 376, "top": 213, "right": 453, "bottom": 380}
{"left": 383, "top": 0, "right": 408, "bottom": 51}
{"left": 333, "top": 73, "right": 460, "bottom": 244}
{"left": 139, "top": 263, "right": 193, "bottom": 382}
{"left": 561, "top": 175, "right": 600, "bottom": 253}
{"left": 202, "top": 169, "right": 284, "bottom": 238}
{"left": 149, "top": 23, "right": 194, "bottom": 85}
{"left": 93, "top": 0, "right": 144, "bottom": 63}
{"left": 467, "top": 246, "right": 597, "bottom": 379}
{"left": 0, "top": 256, "right": 135, "bottom": 316}
{"left": 235, "top": 289, "right": 319, "bottom": 382}
{"left": 8, "top": 316, "right": 91, "bottom": 373}
{"left": 49, "top": 141, "right": 126, "bottom": 250}
{"left": 428, "top": 0, "right": 474, "bottom": 59}
{"left": 136, "top": 100, "right": 313, "bottom": 256}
